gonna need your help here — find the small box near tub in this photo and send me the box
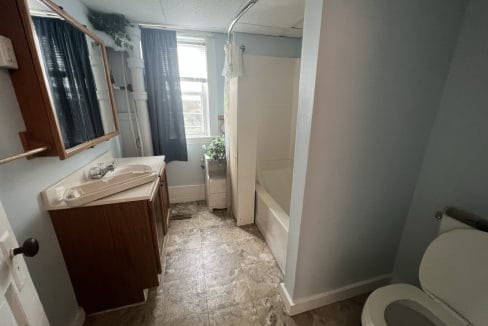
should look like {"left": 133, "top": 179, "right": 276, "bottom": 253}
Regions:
{"left": 204, "top": 155, "right": 227, "bottom": 210}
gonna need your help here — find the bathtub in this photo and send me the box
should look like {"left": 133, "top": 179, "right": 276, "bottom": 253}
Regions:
{"left": 255, "top": 162, "right": 292, "bottom": 272}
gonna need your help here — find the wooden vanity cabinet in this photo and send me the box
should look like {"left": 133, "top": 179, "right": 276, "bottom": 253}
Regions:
{"left": 49, "top": 172, "right": 170, "bottom": 314}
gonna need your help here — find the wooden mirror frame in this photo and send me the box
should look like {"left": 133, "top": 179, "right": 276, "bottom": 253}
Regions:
{"left": 0, "top": 0, "right": 119, "bottom": 160}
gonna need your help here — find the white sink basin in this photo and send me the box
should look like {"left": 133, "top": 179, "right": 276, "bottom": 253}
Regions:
{"left": 63, "top": 164, "right": 157, "bottom": 207}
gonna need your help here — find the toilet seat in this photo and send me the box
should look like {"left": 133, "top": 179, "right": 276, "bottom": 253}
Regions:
{"left": 363, "top": 229, "right": 488, "bottom": 326}
{"left": 361, "top": 284, "right": 466, "bottom": 326}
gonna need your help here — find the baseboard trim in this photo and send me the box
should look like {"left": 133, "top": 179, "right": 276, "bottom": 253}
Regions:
{"left": 69, "top": 307, "right": 85, "bottom": 326}
{"left": 168, "top": 184, "right": 205, "bottom": 203}
{"left": 279, "top": 274, "right": 391, "bottom": 316}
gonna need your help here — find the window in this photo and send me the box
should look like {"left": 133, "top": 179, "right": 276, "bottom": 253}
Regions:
{"left": 177, "top": 35, "right": 209, "bottom": 138}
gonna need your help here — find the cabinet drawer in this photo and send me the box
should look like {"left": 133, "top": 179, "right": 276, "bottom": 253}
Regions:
{"left": 208, "top": 193, "right": 226, "bottom": 209}
{"left": 207, "top": 176, "right": 226, "bottom": 194}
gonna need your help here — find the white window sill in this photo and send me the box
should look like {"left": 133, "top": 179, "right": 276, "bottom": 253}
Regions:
{"left": 186, "top": 136, "right": 215, "bottom": 144}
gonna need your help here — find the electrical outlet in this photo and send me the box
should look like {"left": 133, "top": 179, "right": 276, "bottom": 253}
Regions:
{"left": 0, "top": 35, "right": 18, "bottom": 70}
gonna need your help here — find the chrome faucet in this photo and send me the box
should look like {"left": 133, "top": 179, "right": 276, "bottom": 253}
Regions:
{"left": 88, "top": 161, "right": 115, "bottom": 179}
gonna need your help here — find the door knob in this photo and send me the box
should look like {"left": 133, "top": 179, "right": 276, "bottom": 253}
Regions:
{"left": 13, "top": 237, "right": 39, "bottom": 257}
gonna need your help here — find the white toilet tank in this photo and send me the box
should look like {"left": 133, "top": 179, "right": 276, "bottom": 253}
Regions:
{"left": 438, "top": 213, "right": 475, "bottom": 234}
{"left": 419, "top": 228, "right": 488, "bottom": 325}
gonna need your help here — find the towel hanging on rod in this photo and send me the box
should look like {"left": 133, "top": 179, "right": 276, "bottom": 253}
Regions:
{"left": 223, "top": 0, "right": 258, "bottom": 78}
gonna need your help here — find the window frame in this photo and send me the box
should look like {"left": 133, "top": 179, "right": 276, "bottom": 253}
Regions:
{"left": 176, "top": 35, "right": 214, "bottom": 141}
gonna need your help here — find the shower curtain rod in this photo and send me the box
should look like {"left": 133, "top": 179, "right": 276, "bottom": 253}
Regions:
{"left": 227, "top": 0, "right": 259, "bottom": 42}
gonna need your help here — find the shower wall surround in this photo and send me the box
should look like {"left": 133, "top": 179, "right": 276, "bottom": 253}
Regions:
{"left": 228, "top": 54, "right": 300, "bottom": 226}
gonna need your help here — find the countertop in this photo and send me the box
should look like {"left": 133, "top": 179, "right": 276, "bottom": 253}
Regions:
{"left": 88, "top": 156, "right": 166, "bottom": 207}
{"left": 42, "top": 153, "right": 166, "bottom": 210}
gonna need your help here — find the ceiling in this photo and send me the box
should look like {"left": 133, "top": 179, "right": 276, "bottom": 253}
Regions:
{"left": 80, "top": 0, "right": 305, "bottom": 38}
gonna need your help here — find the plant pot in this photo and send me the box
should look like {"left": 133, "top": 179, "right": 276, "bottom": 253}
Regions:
{"left": 204, "top": 155, "right": 226, "bottom": 173}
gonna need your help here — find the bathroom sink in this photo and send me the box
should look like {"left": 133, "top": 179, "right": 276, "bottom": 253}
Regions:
{"left": 63, "top": 164, "right": 157, "bottom": 207}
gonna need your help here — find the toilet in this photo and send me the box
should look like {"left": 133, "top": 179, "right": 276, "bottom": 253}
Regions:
{"left": 362, "top": 220, "right": 488, "bottom": 326}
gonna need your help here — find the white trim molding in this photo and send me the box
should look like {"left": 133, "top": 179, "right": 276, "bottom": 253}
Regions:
{"left": 169, "top": 184, "right": 206, "bottom": 203}
{"left": 279, "top": 274, "right": 391, "bottom": 316}
{"left": 69, "top": 307, "right": 85, "bottom": 326}
{"left": 186, "top": 136, "right": 214, "bottom": 144}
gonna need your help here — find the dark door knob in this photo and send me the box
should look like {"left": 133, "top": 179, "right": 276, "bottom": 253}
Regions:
{"left": 13, "top": 238, "right": 39, "bottom": 257}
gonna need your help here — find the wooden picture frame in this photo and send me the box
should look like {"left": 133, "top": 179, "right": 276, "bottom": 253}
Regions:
{"left": 0, "top": 0, "right": 119, "bottom": 160}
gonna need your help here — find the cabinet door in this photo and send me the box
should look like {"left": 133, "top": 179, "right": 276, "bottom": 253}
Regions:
{"left": 149, "top": 185, "right": 164, "bottom": 274}
{"left": 160, "top": 171, "right": 171, "bottom": 234}
{"left": 50, "top": 200, "right": 157, "bottom": 313}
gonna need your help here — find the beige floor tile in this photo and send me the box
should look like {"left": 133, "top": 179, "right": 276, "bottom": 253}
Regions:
{"left": 203, "top": 245, "right": 242, "bottom": 273}
{"left": 206, "top": 277, "right": 253, "bottom": 310}
{"left": 161, "top": 274, "right": 206, "bottom": 299}
{"left": 167, "top": 218, "right": 200, "bottom": 235}
{"left": 165, "top": 229, "right": 202, "bottom": 252}
{"left": 208, "top": 302, "right": 259, "bottom": 326}
{"left": 162, "top": 292, "right": 208, "bottom": 322}
{"left": 164, "top": 248, "right": 204, "bottom": 281}
{"left": 84, "top": 202, "right": 367, "bottom": 326}
{"left": 201, "top": 225, "right": 256, "bottom": 245}
{"left": 254, "top": 293, "right": 295, "bottom": 326}
{"left": 198, "top": 210, "right": 235, "bottom": 229}
{"left": 204, "top": 267, "right": 246, "bottom": 290}
{"left": 159, "top": 313, "right": 210, "bottom": 326}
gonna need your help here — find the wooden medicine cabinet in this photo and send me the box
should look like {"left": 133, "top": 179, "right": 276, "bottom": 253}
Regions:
{"left": 0, "top": 0, "right": 119, "bottom": 160}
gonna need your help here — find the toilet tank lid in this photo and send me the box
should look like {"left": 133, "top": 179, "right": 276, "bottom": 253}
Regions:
{"left": 419, "top": 229, "right": 488, "bottom": 325}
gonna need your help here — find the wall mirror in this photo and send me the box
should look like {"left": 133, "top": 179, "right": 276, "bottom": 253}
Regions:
{"left": 0, "top": 0, "right": 118, "bottom": 159}
{"left": 28, "top": 0, "right": 119, "bottom": 155}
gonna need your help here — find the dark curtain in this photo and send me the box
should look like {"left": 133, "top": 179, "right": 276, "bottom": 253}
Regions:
{"left": 141, "top": 28, "right": 188, "bottom": 162}
{"left": 32, "top": 16, "right": 104, "bottom": 149}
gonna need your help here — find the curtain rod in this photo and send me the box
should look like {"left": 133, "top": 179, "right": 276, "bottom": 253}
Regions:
{"left": 138, "top": 23, "right": 215, "bottom": 37}
{"left": 227, "top": 0, "right": 259, "bottom": 42}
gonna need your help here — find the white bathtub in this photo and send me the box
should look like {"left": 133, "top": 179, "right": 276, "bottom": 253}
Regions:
{"left": 255, "top": 162, "right": 292, "bottom": 272}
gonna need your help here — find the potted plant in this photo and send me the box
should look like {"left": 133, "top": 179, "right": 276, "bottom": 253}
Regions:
{"left": 87, "top": 9, "right": 134, "bottom": 50}
{"left": 203, "top": 137, "right": 226, "bottom": 172}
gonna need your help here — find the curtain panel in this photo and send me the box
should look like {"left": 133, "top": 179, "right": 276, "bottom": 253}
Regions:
{"left": 141, "top": 28, "right": 188, "bottom": 162}
{"left": 33, "top": 16, "right": 104, "bottom": 149}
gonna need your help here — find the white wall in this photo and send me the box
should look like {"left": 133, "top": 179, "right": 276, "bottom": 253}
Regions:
{"left": 229, "top": 68, "right": 258, "bottom": 225}
{"left": 0, "top": 1, "right": 120, "bottom": 325}
{"left": 229, "top": 55, "right": 300, "bottom": 225}
{"left": 284, "top": 0, "right": 467, "bottom": 304}
{"left": 254, "top": 56, "right": 300, "bottom": 166}
{"left": 394, "top": 0, "right": 488, "bottom": 284}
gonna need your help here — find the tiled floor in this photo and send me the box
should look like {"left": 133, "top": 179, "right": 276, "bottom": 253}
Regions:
{"left": 85, "top": 202, "right": 367, "bottom": 326}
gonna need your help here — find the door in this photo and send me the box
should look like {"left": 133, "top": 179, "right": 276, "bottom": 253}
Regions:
{"left": 0, "top": 201, "right": 48, "bottom": 325}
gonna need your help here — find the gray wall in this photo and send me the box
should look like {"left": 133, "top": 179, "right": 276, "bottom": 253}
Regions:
{"left": 0, "top": 1, "right": 119, "bottom": 325}
{"left": 285, "top": 0, "right": 467, "bottom": 299}
{"left": 394, "top": 0, "right": 488, "bottom": 284}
